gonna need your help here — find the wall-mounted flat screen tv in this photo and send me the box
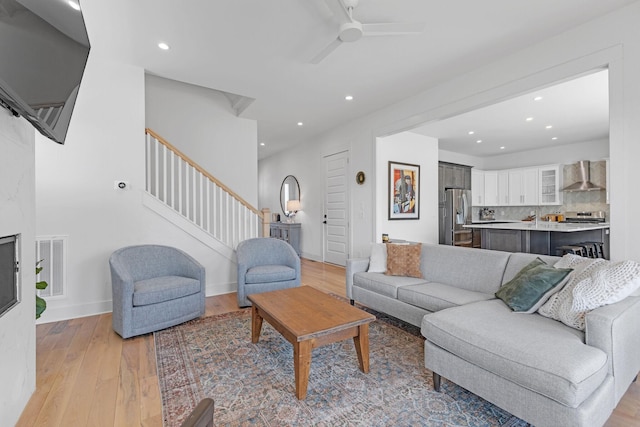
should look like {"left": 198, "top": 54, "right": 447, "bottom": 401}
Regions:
{"left": 0, "top": 0, "right": 90, "bottom": 144}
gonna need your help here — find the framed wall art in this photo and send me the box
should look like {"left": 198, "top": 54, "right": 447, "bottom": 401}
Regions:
{"left": 388, "top": 161, "right": 420, "bottom": 220}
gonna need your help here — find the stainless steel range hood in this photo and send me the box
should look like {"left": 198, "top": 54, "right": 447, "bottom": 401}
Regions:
{"left": 562, "top": 160, "right": 604, "bottom": 192}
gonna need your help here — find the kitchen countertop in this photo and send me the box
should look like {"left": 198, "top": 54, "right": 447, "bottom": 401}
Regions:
{"left": 464, "top": 221, "right": 610, "bottom": 232}
{"left": 471, "top": 220, "right": 523, "bottom": 224}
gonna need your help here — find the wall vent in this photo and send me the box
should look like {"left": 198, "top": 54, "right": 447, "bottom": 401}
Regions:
{"left": 35, "top": 236, "right": 67, "bottom": 298}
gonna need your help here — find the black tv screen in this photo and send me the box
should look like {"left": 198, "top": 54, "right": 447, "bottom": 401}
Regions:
{"left": 0, "top": 0, "right": 90, "bottom": 144}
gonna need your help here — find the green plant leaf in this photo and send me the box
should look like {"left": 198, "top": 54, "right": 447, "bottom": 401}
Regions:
{"left": 35, "top": 260, "right": 48, "bottom": 319}
{"left": 36, "top": 295, "right": 47, "bottom": 319}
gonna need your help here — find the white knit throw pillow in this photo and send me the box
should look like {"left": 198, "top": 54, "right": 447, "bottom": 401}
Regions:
{"left": 538, "top": 254, "right": 640, "bottom": 330}
{"left": 367, "top": 243, "right": 387, "bottom": 273}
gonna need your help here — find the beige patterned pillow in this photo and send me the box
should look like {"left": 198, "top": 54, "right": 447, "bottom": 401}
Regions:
{"left": 385, "top": 243, "right": 422, "bottom": 278}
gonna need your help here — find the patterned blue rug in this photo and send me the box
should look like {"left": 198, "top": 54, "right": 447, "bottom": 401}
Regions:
{"left": 155, "top": 309, "right": 529, "bottom": 426}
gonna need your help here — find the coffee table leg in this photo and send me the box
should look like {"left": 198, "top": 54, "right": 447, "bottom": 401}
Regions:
{"left": 251, "top": 305, "right": 263, "bottom": 344}
{"left": 353, "top": 323, "right": 370, "bottom": 373}
{"left": 293, "top": 340, "right": 312, "bottom": 399}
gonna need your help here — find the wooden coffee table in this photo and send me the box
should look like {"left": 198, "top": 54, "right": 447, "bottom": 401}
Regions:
{"left": 248, "top": 286, "right": 376, "bottom": 399}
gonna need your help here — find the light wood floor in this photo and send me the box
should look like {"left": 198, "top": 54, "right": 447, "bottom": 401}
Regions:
{"left": 17, "top": 259, "right": 640, "bottom": 426}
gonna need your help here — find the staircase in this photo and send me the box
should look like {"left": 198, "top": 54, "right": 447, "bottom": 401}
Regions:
{"left": 143, "top": 129, "right": 269, "bottom": 259}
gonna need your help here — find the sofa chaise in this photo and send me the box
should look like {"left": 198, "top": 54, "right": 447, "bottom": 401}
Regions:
{"left": 346, "top": 243, "right": 640, "bottom": 427}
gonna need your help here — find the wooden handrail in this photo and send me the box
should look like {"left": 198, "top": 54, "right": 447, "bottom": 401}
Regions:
{"left": 145, "top": 128, "right": 262, "bottom": 218}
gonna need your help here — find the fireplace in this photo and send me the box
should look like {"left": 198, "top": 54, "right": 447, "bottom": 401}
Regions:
{"left": 0, "top": 234, "right": 19, "bottom": 318}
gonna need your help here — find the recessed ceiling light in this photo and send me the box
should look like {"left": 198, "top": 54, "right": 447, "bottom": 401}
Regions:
{"left": 67, "top": 1, "right": 80, "bottom": 11}
{"left": 158, "top": 42, "right": 170, "bottom": 50}
{"left": 345, "top": 95, "right": 354, "bottom": 101}
{"left": 476, "top": 140, "right": 482, "bottom": 144}
{"left": 545, "top": 125, "right": 553, "bottom": 129}
{"left": 259, "top": 142, "right": 265, "bottom": 146}
{"left": 468, "top": 131, "right": 475, "bottom": 135}
{"left": 297, "top": 122, "right": 303, "bottom": 126}
{"left": 526, "top": 117, "right": 534, "bottom": 122}
{"left": 552, "top": 137, "right": 558, "bottom": 140}
{"left": 500, "top": 146, "right": 506, "bottom": 150}
{"left": 534, "top": 96, "right": 543, "bottom": 101}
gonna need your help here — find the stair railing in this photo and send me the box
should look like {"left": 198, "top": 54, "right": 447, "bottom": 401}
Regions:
{"left": 145, "top": 128, "right": 270, "bottom": 249}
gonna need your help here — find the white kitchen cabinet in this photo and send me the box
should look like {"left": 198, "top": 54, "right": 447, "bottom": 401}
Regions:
{"left": 483, "top": 171, "right": 498, "bottom": 206}
{"left": 508, "top": 168, "right": 538, "bottom": 206}
{"left": 497, "top": 171, "right": 510, "bottom": 205}
{"left": 538, "top": 164, "right": 563, "bottom": 205}
{"left": 482, "top": 171, "right": 507, "bottom": 206}
{"left": 471, "top": 169, "right": 485, "bottom": 206}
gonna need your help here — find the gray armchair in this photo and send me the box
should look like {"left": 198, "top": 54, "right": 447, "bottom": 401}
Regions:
{"left": 236, "top": 237, "right": 301, "bottom": 307}
{"left": 109, "top": 245, "right": 205, "bottom": 338}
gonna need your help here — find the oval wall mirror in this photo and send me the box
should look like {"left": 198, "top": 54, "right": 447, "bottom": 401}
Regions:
{"left": 280, "top": 175, "right": 300, "bottom": 217}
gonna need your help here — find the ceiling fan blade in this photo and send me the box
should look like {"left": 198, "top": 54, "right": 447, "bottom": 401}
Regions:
{"left": 323, "top": 0, "right": 352, "bottom": 23}
{"left": 310, "top": 37, "right": 343, "bottom": 64}
{"left": 362, "top": 22, "right": 426, "bottom": 36}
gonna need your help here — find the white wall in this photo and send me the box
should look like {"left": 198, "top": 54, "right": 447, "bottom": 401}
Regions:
{"left": 145, "top": 75, "right": 258, "bottom": 204}
{"left": 0, "top": 112, "right": 36, "bottom": 425}
{"left": 259, "top": 2, "right": 640, "bottom": 264}
{"left": 258, "top": 138, "right": 336, "bottom": 261}
{"left": 376, "top": 132, "right": 439, "bottom": 244}
{"left": 35, "top": 50, "right": 260, "bottom": 323}
{"left": 437, "top": 149, "right": 480, "bottom": 169}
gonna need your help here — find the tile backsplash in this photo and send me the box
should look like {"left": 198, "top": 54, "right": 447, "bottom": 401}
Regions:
{"left": 473, "top": 160, "right": 609, "bottom": 222}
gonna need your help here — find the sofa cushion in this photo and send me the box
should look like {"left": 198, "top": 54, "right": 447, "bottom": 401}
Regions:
{"left": 385, "top": 243, "right": 422, "bottom": 278}
{"left": 421, "top": 299, "right": 608, "bottom": 408}
{"left": 245, "top": 265, "right": 296, "bottom": 284}
{"left": 496, "top": 258, "right": 573, "bottom": 313}
{"left": 502, "top": 252, "right": 560, "bottom": 284}
{"left": 353, "top": 271, "right": 428, "bottom": 299}
{"left": 398, "top": 282, "right": 494, "bottom": 312}
{"left": 133, "top": 276, "right": 201, "bottom": 306}
{"left": 420, "top": 244, "right": 510, "bottom": 293}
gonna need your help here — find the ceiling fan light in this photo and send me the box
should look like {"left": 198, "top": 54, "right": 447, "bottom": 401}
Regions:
{"left": 339, "top": 21, "right": 363, "bottom": 42}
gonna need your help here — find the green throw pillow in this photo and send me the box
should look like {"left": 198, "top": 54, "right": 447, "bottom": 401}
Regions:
{"left": 496, "top": 258, "right": 573, "bottom": 313}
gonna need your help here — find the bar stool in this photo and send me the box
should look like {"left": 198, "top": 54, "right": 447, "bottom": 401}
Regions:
{"left": 580, "top": 241, "right": 605, "bottom": 258}
{"left": 556, "top": 245, "right": 587, "bottom": 257}
{"left": 576, "top": 243, "right": 596, "bottom": 258}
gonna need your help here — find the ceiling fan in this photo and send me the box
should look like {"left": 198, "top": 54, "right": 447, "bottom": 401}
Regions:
{"left": 310, "top": 0, "right": 426, "bottom": 64}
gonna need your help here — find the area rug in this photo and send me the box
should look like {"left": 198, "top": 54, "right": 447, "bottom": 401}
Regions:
{"left": 155, "top": 308, "right": 529, "bottom": 427}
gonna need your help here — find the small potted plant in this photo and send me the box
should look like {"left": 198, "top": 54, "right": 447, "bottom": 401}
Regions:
{"left": 36, "top": 260, "right": 48, "bottom": 319}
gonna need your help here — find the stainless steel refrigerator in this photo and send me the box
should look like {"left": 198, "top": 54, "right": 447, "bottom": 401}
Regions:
{"left": 441, "top": 188, "right": 472, "bottom": 247}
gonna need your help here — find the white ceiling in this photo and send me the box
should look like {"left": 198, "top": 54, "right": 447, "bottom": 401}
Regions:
{"left": 412, "top": 69, "right": 610, "bottom": 157}
{"left": 81, "top": 0, "right": 634, "bottom": 159}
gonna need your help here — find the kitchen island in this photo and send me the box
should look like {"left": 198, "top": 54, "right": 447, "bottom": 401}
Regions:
{"left": 463, "top": 221, "right": 610, "bottom": 258}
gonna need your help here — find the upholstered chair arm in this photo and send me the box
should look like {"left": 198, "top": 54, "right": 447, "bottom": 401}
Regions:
{"left": 346, "top": 258, "right": 370, "bottom": 301}
{"left": 109, "top": 258, "right": 135, "bottom": 299}
{"left": 280, "top": 243, "right": 301, "bottom": 270}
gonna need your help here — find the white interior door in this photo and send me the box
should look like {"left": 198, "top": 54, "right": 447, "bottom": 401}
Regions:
{"left": 323, "top": 151, "right": 349, "bottom": 266}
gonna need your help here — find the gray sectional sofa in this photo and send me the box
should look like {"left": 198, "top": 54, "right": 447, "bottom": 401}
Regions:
{"left": 346, "top": 243, "right": 640, "bottom": 427}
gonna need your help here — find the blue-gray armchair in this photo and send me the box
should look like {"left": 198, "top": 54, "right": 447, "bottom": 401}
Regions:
{"left": 236, "top": 237, "right": 301, "bottom": 307}
{"left": 109, "top": 245, "right": 206, "bottom": 338}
